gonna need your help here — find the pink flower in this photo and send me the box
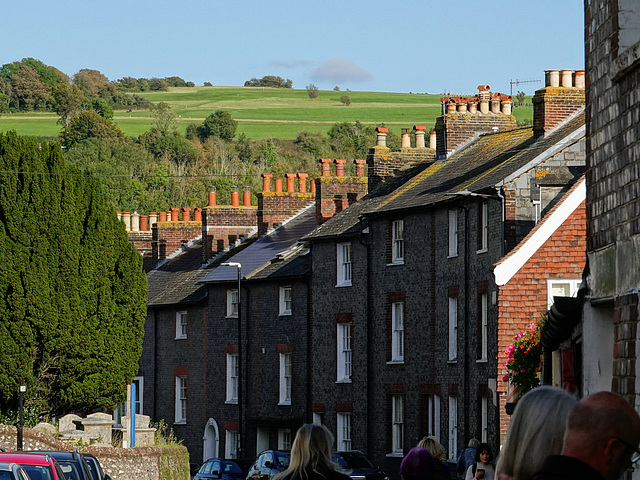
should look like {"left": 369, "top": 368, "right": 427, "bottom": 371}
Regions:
{"left": 502, "top": 374, "right": 510, "bottom": 382}
{"left": 520, "top": 369, "right": 526, "bottom": 373}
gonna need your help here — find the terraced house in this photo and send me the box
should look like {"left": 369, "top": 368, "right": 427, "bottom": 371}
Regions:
{"left": 135, "top": 70, "right": 587, "bottom": 475}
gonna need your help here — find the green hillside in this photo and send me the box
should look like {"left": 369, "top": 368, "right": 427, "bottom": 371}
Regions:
{"left": 0, "top": 86, "right": 533, "bottom": 140}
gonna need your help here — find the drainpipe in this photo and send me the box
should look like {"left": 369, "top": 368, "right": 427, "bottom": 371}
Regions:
{"left": 460, "top": 204, "right": 470, "bottom": 445}
{"left": 306, "top": 272, "right": 313, "bottom": 422}
{"left": 358, "top": 216, "right": 373, "bottom": 456}
{"left": 494, "top": 187, "right": 506, "bottom": 257}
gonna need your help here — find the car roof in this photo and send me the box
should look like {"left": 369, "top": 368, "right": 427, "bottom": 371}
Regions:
{"left": 0, "top": 462, "right": 19, "bottom": 470}
{"left": 30, "top": 451, "right": 78, "bottom": 460}
{"left": 0, "top": 453, "right": 56, "bottom": 466}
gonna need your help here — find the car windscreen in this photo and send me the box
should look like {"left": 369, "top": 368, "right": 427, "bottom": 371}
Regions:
{"left": 21, "top": 465, "right": 55, "bottom": 480}
{"left": 274, "top": 453, "right": 290, "bottom": 469}
{"left": 337, "top": 453, "right": 375, "bottom": 469}
{"left": 84, "top": 460, "right": 100, "bottom": 480}
{"left": 56, "top": 461, "right": 83, "bottom": 480}
{"left": 222, "top": 462, "right": 243, "bottom": 474}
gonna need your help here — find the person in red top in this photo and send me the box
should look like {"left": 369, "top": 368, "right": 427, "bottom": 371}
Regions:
{"left": 531, "top": 391, "right": 640, "bottom": 480}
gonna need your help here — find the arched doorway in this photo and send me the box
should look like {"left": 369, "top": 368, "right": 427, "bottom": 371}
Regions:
{"left": 203, "top": 418, "right": 220, "bottom": 463}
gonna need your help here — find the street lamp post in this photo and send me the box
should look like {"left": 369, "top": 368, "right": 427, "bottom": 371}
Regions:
{"left": 18, "top": 385, "right": 26, "bottom": 450}
{"left": 221, "top": 262, "right": 242, "bottom": 460}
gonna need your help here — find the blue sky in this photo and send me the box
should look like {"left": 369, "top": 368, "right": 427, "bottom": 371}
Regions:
{"left": 3, "top": 1, "right": 584, "bottom": 95}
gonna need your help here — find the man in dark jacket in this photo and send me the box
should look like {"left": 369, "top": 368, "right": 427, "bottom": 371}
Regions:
{"left": 531, "top": 391, "right": 640, "bottom": 480}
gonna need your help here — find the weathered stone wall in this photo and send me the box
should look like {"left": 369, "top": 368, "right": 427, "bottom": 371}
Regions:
{"left": 0, "top": 425, "right": 189, "bottom": 480}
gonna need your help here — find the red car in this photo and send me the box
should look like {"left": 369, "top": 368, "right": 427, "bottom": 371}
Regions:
{"left": 0, "top": 452, "right": 67, "bottom": 480}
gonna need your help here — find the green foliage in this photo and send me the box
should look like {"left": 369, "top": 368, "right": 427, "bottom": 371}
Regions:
{"left": 502, "top": 317, "right": 544, "bottom": 395}
{"left": 150, "top": 102, "right": 177, "bottom": 136}
{"left": 244, "top": 75, "right": 292, "bottom": 88}
{"left": 198, "top": 110, "right": 237, "bottom": 141}
{"left": 88, "top": 98, "right": 114, "bottom": 120}
{"left": 60, "top": 110, "right": 124, "bottom": 149}
{"left": 152, "top": 419, "right": 183, "bottom": 446}
{"left": 516, "top": 90, "right": 526, "bottom": 105}
{"left": 0, "top": 131, "right": 147, "bottom": 416}
{"left": 72, "top": 69, "right": 109, "bottom": 98}
{"left": 52, "top": 83, "right": 85, "bottom": 127}
{"left": 203, "top": 82, "right": 213, "bottom": 87}
{"left": 340, "top": 95, "right": 352, "bottom": 106}
{"left": 0, "top": 404, "right": 48, "bottom": 428}
{"left": 306, "top": 84, "right": 319, "bottom": 99}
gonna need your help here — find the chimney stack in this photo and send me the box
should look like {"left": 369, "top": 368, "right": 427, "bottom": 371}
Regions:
{"left": 376, "top": 127, "right": 388, "bottom": 147}
{"left": 533, "top": 68, "right": 585, "bottom": 137}
{"left": 231, "top": 187, "right": 240, "bottom": 207}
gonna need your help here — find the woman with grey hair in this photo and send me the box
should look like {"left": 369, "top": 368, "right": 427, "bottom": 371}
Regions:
{"left": 495, "top": 386, "right": 577, "bottom": 480}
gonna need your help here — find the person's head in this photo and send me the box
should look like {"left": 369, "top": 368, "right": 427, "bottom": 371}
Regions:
{"left": 416, "top": 436, "right": 446, "bottom": 462}
{"left": 475, "top": 443, "right": 493, "bottom": 464}
{"left": 400, "top": 447, "right": 436, "bottom": 480}
{"left": 562, "top": 391, "right": 640, "bottom": 480}
{"left": 495, "top": 386, "right": 577, "bottom": 480}
{"left": 468, "top": 438, "right": 480, "bottom": 450}
{"left": 276, "top": 424, "right": 335, "bottom": 480}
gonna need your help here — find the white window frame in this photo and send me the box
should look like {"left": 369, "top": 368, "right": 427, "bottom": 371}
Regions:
{"left": 279, "top": 286, "right": 292, "bottom": 316}
{"left": 225, "top": 430, "right": 238, "bottom": 459}
{"left": 337, "top": 323, "right": 353, "bottom": 383}
{"left": 279, "top": 353, "right": 292, "bottom": 405}
{"left": 337, "top": 413, "right": 352, "bottom": 450}
{"left": 337, "top": 242, "right": 353, "bottom": 286}
{"left": 226, "top": 289, "right": 239, "bottom": 318}
{"left": 391, "top": 302, "right": 404, "bottom": 363}
{"left": 391, "top": 395, "right": 404, "bottom": 455}
{"left": 448, "top": 397, "right": 458, "bottom": 462}
{"left": 175, "top": 375, "right": 187, "bottom": 424}
{"left": 478, "top": 201, "right": 488, "bottom": 253}
{"left": 427, "top": 394, "right": 441, "bottom": 440}
{"left": 256, "top": 427, "right": 269, "bottom": 454}
{"left": 479, "top": 293, "right": 488, "bottom": 361}
{"left": 175, "top": 311, "right": 187, "bottom": 339}
{"left": 448, "top": 297, "right": 458, "bottom": 362}
{"left": 448, "top": 209, "right": 458, "bottom": 257}
{"left": 312, "top": 412, "right": 323, "bottom": 425}
{"left": 133, "top": 376, "right": 144, "bottom": 415}
{"left": 547, "top": 279, "right": 581, "bottom": 308}
{"left": 226, "top": 353, "right": 238, "bottom": 404}
{"left": 391, "top": 220, "right": 404, "bottom": 264}
{"left": 278, "top": 428, "right": 292, "bottom": 450}
{"left": 481, "top": 396, "right": 488, "bottom": 443}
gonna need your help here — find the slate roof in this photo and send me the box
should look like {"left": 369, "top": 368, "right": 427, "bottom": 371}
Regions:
{"left": 304, "top": 111, "right": 585, "bottom": 241}
{"left": 199, "top": 205, "right": 317, "bottom": 283}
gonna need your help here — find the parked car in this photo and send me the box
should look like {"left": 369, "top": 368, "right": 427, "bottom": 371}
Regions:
{"left": 29, "top": 450, "right": 94, "bottom": 480}
{"left": 0, "top": 452, "right": 67, "bottom": 480}
{"left": 0, "top": 461, "right": 31, "bottom": 480}
{"left": 195, "top": 458, "right": 246, "bottom": 480}
{"left": 246, "top": 451, "right": 290, "bottom": 480}
{"left": 333, "top": 451, "right": 389, "bottom": 480}
{"left": 82, "top": 453, "right": 111, "bottom": 480}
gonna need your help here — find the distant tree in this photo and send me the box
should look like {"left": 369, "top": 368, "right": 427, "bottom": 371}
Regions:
{"left": 9, "top": 65, "right": 51, "bottom": 111}
{"left": 295, "top": 131, "right": 327, "bottom": 157}
{"left": 116, "top": 77, "right": 141, "bottom": 91}
{"left": 150, "top": 102, "right": 177, "bottom": 135}
{"left": 60, "top": 110, "right": 124, "bottom": 149}
{"left": 186, "top": 81, "right": 195, "bottom": 87}
{"left": 203, "top": 82, "right": 213, "bottom": 87}
{"left": 333, "top": 86, "right": 340, "bottom": 91}
{"left": 340, "top": 95, "right": 352, "bottom": 106}
{"left": 148, "top": 78, "right": 169, "bottom": 92}
{"left": 0, "top": 131, "right": 147, "bottom": 416}
{"left": 261, "top": 139, "right": 278, "bottom": 167}
{"left": 198, "top": 110, "right": 237, "bottom": 141}
{"left": 164, "top": 76, "right": 187, "bottom": 87}
{"left": 244, "top": 75, "right": 292, "bottom": 88}
{"left": 88, "top": 98, "right": 114, "bottom": 119}
{"left": 185, "top": 123, "right": 199, "bottom": 141}
{"left": 307, "top": 84, "right": 319, "bottom": 99}
{"left": 516, "top": 90, "right": 526, "bottom": 105}
{"left": 52, "top": 83, "right": 85, "bottom": 126}
{"left": 236, "top": 133, "right": 253, "bottom": 163}
{"left": 72, "top": 69, "right": 109, "bottom": 98}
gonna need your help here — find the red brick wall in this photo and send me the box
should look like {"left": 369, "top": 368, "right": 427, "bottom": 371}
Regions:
{"left": 434, "top": 113, "right": 517, "bottom": 157}
{"left": 532, "top": 87, "right": 585, "bottom": 137}
{"left": 315, "top": 176, "right": 368, "bottom": 224}
{"left": 127, "top": 231, "right": 153, "bottom": 254}
{"left": 202, "top": 206, "right": 257, "bottom": 262}
{"left": 152, "top": 221, "right": 202, "bottom": 266}
{"left": 496, "top": 201, "right": 586, "bottom": 441}
{"left": 257, "top": 192, "right": 315, "bottom": 235}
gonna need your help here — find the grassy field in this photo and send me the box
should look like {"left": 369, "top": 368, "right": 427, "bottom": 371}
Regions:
{"left": 0, "top": 86, "right": 533, "bottom": 140}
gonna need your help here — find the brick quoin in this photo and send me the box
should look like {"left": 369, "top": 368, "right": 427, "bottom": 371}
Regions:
{"left": 497, "top": 201, "right": 586, "bottom": 440}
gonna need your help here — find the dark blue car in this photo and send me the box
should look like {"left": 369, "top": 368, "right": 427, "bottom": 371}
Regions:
{"left": 195, "top": 459, "right": 246, "bottom": 480}
{"left": 333, "top": 451, "right": 389, "bottom": 480}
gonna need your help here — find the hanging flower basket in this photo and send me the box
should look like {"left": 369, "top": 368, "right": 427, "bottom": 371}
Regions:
{"left": 502, "top": 316, "right": 545, "bottom": 399}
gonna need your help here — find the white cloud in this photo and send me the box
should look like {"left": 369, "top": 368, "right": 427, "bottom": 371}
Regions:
{"left": 310, "top": 58, "right": 372, "bottom": 83}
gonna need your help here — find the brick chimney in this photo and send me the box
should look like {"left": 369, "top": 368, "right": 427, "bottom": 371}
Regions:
{"left": 366, "top": 127, "right": 436, "bottom": 192}
{"left": 151, "top": 205, "right": 203, "bottom": 266}
{"left": 434, "top": 84, "right": 517, "bottom": 157}
{"left": 257, "top": 172, "right": 315, "bottom": 235}
{"left": 532, "top": 69, "right": 585, "bottom": 137}
{"left": 315, "top": 159, "right": 368, "bottom": 224}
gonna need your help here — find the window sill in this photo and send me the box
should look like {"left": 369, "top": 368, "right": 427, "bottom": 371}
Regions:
{"left": 174, "top": 420, "right": 186, "bottom": 425}
{"left": 336, "top": 282, "right": 352, "bottom": 288}
{"left": 387, "top": 260, "right": 405, "bottom": 266}
{"left": 447, "top": 254, "right": 458, "bottom": 259}
{"left": 174, "top": 336, "right": 187, "bottom": 340}
{"left": 476, "top": 248, "right": 488, "bottom": 255}
{"left": 447, "top": 359, "right": 457, "bottom": 364}
{"left": 336, "top": 379, "right": 352, "bottom": 384}
{"left": 225, "top": 400, "right": 238, "bottom": 405}
{"left": 386, "top": 452, "right": 404, "bottom": 458}
{"left": 278, "top": 401, "right": 292, "bottom": 406}
{"left": 279, "top": 312, "right": 292, "bottom": 317}
{"left": 387, "top": 360, "right": 404, "bottom": 365}
{"left": 476, "top": 359, "right": 488, "bottom": 364}
{"left": 226, "top": 315, "right": 238, "bottom": 319}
